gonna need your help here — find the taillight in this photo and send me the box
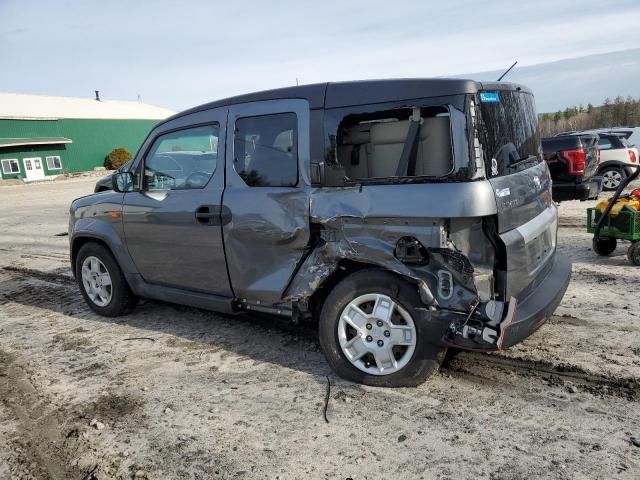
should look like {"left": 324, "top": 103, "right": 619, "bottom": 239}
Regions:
{"left": 560, "top": 148, "right": 586, "bottom": 175}
{"left": 628, "top": 150, "right": 637, "bottom": 163}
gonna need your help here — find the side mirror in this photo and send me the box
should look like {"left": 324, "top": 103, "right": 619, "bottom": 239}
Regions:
{"left": 113, "top": 171, "right": 134, "bottom": 192}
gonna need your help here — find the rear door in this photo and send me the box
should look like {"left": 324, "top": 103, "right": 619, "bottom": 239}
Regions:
{"left": 222, "top": 99, "right": 311, "bottom": 304}
{"left": 477, "top": 88, "right": 557, "bottom": 299}
{"left": 122, "top": 108, "right": 232, "bottom": 295}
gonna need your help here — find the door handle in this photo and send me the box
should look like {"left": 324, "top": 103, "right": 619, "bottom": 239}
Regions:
{"left": 195, "top": 205, "right": 217, "bottom": 225}
{"left": 195, "top": 205, "right": 232, "bottom": 226}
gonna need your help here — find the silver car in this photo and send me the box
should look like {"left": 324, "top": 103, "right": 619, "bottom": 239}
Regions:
{"left": 69, "top": 79, "right": 571, "bottom": 386}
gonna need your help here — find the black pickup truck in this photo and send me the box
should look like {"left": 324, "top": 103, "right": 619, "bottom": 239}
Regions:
{"left": 542, "top": 134, "right": 602, "bottom": 202}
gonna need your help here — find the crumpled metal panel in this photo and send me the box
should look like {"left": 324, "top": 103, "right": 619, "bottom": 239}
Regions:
{"left": 284, "top": 182, "right": 499, "bottom": 309}
{"left": 223, "top": 188, "right": 310, "bottom": 303}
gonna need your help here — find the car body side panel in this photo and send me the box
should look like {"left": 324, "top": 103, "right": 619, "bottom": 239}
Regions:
{"left": 69, "top": 191, "right": 138, "bottom": 275}
{"left": 488, "top": 161, "right": 552, "bottom": 234}
{"left": 284, "top": 182, "right": 499, "bottom": 305}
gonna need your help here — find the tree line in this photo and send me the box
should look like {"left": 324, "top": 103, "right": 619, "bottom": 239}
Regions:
{"left": 539, "top": 96, "right": 640, "bottom": 137}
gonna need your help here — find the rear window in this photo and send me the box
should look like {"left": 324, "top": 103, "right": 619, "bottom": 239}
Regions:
{"left": 619, "top": 137, "right": 632, "bottom": 148}
{"left": 476, "top": 90, "right": 541, "bottom": 177}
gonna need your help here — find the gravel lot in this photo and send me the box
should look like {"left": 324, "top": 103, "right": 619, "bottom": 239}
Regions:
{"left": 0, "top": 178, "right": 639, "bottom": 479}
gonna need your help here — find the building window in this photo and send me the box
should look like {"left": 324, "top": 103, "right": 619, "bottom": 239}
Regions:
{"left": 25, "top": 159, "right": 33, "bottom": 171}
{"left": 46, "top": 156, "right": 63, "bottom": 170}
{"left": 1, "top": 159, "right": 21, "bottom": 175}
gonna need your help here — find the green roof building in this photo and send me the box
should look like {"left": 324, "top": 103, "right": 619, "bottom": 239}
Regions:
{"left": 0, "top": 92, "right": 174, "bottom": 181}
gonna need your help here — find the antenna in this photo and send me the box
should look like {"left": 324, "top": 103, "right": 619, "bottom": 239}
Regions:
{"left": 497, "top": 61, "right": 517, "bottom": 81}
{"left": 296, "top": 77, "right": 299, "bottom": 86}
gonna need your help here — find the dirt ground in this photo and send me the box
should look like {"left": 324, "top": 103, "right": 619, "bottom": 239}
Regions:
{"left": 0, "top": 177, "right": 639, "bottom": 480}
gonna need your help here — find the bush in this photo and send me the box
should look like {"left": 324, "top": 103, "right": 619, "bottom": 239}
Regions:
{"left": 104, "top": 147, "right": 133, "bottom": 170}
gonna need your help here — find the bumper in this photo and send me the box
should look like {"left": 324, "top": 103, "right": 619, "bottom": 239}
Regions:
{"left": 499, "top": 253, "right": 571, "bottom": 348}
{"left": 440, "top": 253, "right": 572, "bottom": 351}
{"left": 552, "top": 177, "right": 602, "bottom": 202}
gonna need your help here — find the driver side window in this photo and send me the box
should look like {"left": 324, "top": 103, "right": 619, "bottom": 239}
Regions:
{"left": 143, "top": 124, "right": 219, "bottom": 191}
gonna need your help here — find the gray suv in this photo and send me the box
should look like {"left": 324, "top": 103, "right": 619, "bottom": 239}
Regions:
{"left": 69, "top": 79, "right": 571, "bottom": 387}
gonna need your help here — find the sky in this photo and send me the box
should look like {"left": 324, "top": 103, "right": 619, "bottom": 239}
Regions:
{"left": 460, "top": 48, "right": 640, "bottom": 113}
{"left": 1, "top": 0, "right": 639, "bottom": 112}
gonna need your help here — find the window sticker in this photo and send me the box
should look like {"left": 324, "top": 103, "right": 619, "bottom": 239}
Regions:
{"left": 480, "top": 92, "right": 500, "bottom": 103}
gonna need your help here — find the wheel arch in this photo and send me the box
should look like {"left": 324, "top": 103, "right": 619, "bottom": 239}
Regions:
{"left": 307, "top": 260, "right": 422, "bottom": 323}
{"left": 71, "top": 236, "right": 115, "bottom": 277}
{"left": 597, "top": 160, "right": 627, "bottom": 173}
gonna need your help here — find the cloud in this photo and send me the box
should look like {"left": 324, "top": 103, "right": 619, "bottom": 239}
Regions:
{"left": 0, "top": 0, "right": 639, "bottom": 110}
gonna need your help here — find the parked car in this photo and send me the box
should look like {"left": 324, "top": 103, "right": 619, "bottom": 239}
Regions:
{"left": 595, "top": 133, "right": 638, "bottom": 190}
{"left": 583, "top": 127, "right": 640, "bottom": 149}
{"left": 556, "top": 131, "right": 639, "bottom": 191}
{"left": 69, "top": 79, "right": 571, "bottom": 387}
{"left": 542, "top": 134, "right": 602, "bottom": 202}
{"left": 94, "top": 160, "right": 133, "bottom": 192}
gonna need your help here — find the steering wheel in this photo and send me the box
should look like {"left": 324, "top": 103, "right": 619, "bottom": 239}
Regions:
{"left": 184, "top": 171, "right": 210, "bottom": 188}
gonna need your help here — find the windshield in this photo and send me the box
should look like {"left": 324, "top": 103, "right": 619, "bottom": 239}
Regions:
{"left": 476, "top": 90, "right": 541, "bottom": 177}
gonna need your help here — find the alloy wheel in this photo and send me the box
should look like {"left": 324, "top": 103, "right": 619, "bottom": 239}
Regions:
{"left": 337, "top": 293, "right": 416, "bottom": 375}
{"left": 602, "top": 169, "right": 622, "bottom": 190}
{"left": 81, "top": 256, "right": 113, "bottom": 307}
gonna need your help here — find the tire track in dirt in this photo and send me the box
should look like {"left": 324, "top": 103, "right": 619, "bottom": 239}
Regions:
{"left": 0, "top": 350, "right": 90, "bottom": 479}
{"left": 443, "top": 351, "right": 640, "bottom": 401}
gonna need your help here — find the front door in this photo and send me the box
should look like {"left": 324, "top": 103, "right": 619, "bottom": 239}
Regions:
{"left": 23, "top": 157, "right": 45, "bottom": 181}
{"left": 122, "top": 110, "right": 232, "bottom": 296}
{"left": 222, "top": 99, "right": 311, "bottom": 304}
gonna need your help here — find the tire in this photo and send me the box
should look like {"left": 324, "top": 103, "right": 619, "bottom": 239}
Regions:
{"left": 318, "top": 269, "right": 446, "bottom": 387}
{"left": 627, "top": 242, "right": 640, "bottom": 266}
{"left": 592, "top": 237, "right": 617, "bottom": 256}
{"left": 76, "top": 242, "right": 138, "bottom": 316}
{"left": 600, "top": 166, "right": 626, "bottom": 191}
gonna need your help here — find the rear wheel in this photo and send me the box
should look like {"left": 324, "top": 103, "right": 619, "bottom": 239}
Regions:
{"left": 318, "top": 270, "right": 446, "bottom": 387}
{"left": 600, "top": 167, "right": 626, "bottom": 191}
{"left": 627, "top": 242, "right": 640, "bottom": 266}
{"left": 592, "top": 237, "right": 617, "bottom": 256}
{"left": 76, "top": 242, "right": 138, "bottom": 316}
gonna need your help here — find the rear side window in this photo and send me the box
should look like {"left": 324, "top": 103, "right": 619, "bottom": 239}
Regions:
{"left": 143, "top": 125, "right": 219, "bottom": 190}
{"left": 333, "top": 106, "right": 453, "bottom": 181}
{"left": 233, "top": 113, "right": 298, "bottom": 187}
{"left": 598, "top": 137, "right": 612, "bottom": 150}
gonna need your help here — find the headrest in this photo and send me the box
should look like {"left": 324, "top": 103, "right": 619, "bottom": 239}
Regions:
{"left": 370, "top": 120, "right": 410, "bottom": 145}
{"left": 419, "top": 116, "right": 451, "bottom": 141}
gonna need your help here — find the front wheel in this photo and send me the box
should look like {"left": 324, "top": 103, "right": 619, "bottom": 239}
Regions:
{"left": 318, "top": 270, "right": 446, "bottom": 387}
{"left": 76, "top": 242, "right": 138, "bottom": 316}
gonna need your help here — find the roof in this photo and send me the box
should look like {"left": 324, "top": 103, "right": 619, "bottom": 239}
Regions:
{"left": 0, "top": 137, "right": 72, "bottom": 148}
{"left": 0, "top": 92, "right": 175, "bottom": 120}
{"left": 167, "top": 78, "right": 529, "bottom": 125}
